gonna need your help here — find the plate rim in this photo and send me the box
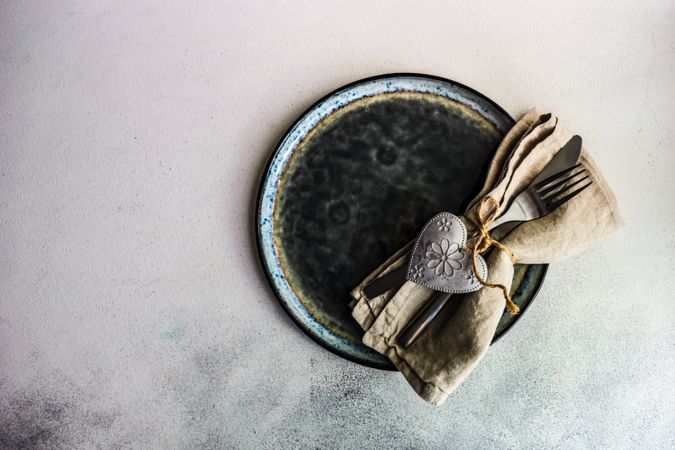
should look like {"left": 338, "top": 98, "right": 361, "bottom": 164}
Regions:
{"left": 254, "top": 72, "right": 548, "bottom": 370}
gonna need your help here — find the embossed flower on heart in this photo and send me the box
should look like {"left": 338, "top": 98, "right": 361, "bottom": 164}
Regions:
{"left": 411, "top": 264, "right": 425, "bottom": 280}
{"left": 465, "top": 268, "right": 476, "bottom": 284}
{"left": 437, "top": 217, "right": 451, "bottom": 232}
{"left": 426, "top": 238, "right": 463, "bottom": 276}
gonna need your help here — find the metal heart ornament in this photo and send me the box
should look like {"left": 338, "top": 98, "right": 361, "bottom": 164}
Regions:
{"left": 406, "top": 212, "right": 488, "bottom": 294}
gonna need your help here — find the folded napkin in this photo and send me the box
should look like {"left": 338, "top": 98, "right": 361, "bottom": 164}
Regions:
{"left": 350, "top": 108, "right": 623, "bottom": 405}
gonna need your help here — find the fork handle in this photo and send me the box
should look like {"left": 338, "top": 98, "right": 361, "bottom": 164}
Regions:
{"left": 397, "top": 291, "right": 451, "bottom": 347}
{"left": 488, "top": 203, "right": 526, "bottom": 230}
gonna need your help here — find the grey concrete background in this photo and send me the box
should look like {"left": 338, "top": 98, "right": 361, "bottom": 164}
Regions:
{"left": 1, "top": 1, "right": 674, "bottom": 448}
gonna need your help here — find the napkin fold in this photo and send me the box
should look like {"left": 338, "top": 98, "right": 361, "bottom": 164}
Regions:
{"left": 350, "top": 108, "right": 623, "bottom": 405}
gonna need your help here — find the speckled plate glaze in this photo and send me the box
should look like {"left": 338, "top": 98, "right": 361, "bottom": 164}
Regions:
{"left": 256, "top": 74, "right": 547, "bottom": 370}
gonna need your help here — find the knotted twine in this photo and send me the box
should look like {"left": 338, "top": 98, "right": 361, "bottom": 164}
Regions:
{"left": 464, "top": 196, "right": 520, "bottom": 314}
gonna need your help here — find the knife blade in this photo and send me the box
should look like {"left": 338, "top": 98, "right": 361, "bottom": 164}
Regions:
{"left": 532, "top": 134, "right": 582, "bottom": 186}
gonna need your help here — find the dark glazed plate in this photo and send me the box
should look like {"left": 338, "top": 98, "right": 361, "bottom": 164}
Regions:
{"left": 257, "top": 74, "right": 547, "bottom": 369}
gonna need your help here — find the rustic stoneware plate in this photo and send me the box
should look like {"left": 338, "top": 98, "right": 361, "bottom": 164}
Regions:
{"left": 256, "top": 74, "right": 547, "bottom": 369}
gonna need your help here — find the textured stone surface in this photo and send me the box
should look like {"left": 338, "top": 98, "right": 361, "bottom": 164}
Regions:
{"left": 1, "top": 1, "right": 673, "bottom": 448}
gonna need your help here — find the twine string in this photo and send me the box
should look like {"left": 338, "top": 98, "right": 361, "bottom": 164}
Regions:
{"left": 464, "top": 197, "right": 520, "bottom": 315}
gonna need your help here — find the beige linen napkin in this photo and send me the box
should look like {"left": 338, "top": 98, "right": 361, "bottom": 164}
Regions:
{"left": 350, "top": 108, "right": 623, "bottom": 405}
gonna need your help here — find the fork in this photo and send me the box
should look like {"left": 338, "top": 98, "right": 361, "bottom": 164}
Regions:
{"left": 487, "top": 162, "right": 592, "bottom": 235}
{"left": 396, "top": 164, "right": 593, "bottom": 348}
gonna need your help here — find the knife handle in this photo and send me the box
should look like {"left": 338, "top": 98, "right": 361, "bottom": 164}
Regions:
{"left": 361, "top": 264, "right": 407, "bottom": 299}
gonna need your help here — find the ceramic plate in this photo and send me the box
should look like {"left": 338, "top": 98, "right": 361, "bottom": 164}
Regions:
{"left": 256, "top": 74, "right": 547, "bottom": 369}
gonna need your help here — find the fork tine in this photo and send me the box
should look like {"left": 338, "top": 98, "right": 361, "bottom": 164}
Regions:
{"left": 534, "top": 163, "right": 583, "bottom": 190}
{"left": 542, "top": 174, "right": 590, "bottom": 202}
{"left": 545, "top": 180, "right": 593, "bottom": 211}
{"left": 537, "top": 168, "right": 587, "bottom": 197}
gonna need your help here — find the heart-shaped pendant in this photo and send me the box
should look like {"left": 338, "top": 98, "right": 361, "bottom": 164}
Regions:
{"left": 406, "top": 212, "right": 488, "bottom": 294}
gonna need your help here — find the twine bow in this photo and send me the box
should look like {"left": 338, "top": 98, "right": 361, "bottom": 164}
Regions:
{"left": 464, "top": 196, "right": 520, "bottom": 315}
